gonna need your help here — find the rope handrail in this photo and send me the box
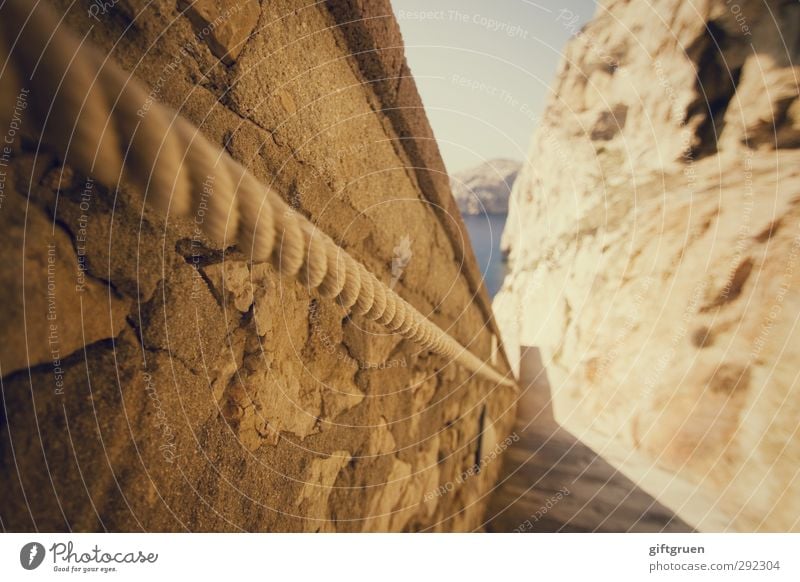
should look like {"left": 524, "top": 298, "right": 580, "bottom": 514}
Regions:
{"left": 0, "top": 0, "right": 516, "bottom": 388}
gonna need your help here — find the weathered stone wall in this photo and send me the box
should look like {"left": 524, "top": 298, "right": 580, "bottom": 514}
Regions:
{"left": 0, "top": 0, "right": 516, "bottom": 531}
{"left": 495, "top": 0, "right": 800, "bottom": 531}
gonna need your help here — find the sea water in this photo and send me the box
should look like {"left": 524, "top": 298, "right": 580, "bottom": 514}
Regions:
{"left": 461, "top": 213, "right": 508, "bottom": 298}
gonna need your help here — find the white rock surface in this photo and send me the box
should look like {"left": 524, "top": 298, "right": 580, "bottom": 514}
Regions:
{"left": 495, "top": 0, "right": 800, "bottom": 532}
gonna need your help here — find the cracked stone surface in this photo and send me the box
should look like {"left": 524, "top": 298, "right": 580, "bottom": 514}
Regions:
{"left": 494, "top": 0, "right": 800, "bottom": 532}
{"left": 177, "top": 0, "right": 261, "bottom": 65}
{"left": 0, "top": 0, "right": 517, "bottom": 531}
{"left": 0, "top": 179, "right": 130, "bottom": 375}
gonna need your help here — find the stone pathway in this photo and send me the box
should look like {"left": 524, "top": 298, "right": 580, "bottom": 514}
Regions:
{"left": 484, "top": 346, "right": 692, "bottom": 532}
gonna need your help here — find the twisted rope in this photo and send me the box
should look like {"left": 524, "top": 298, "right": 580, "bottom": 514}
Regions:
{"left": 0, "top": 0, "right": 515, "bottom": 387}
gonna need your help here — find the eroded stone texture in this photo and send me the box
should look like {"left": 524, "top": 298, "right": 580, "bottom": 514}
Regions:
{"left": 177, "top": 0, "right": 261, "bottom": 65}
{"left": 0, "top": 171, "right": 129, "bottom": 376}
{"left": 495, "top": 0, "right": 800, "bottom": 532}
{"left": 0, "top": 0, "right": 516, "bottom": 532}
{"left": 296, "top": 451, "right": 351, "bottom": 532}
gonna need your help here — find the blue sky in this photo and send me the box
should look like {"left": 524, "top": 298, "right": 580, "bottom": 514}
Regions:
{"left": 390, "top": 0, "right": 598, "bottom": 173}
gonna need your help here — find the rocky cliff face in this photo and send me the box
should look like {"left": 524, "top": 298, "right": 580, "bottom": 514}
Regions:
{"left": 0, "top": 0, "right": 516, "bottom": 531}
{"left": 450, "top": 159, "right": 520, "bottom": 215}
{"left": 495, "top": 0, "right": 800, "bottom": 532}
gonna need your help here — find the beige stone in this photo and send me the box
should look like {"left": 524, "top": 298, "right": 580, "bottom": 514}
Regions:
{"left": 496, "top": 0, "right": 800, "bottom": 532}
{"left": 0, "top": 186, "right": 129, "bottom": 376}
{"left": 0, "top": 0, "right": 516, "bottom": 532}
{"left": 178, "top": 0, "right": 260, "bottom": 65}
{"left": 295, "top": 451, "right": 351, "bottom": 532}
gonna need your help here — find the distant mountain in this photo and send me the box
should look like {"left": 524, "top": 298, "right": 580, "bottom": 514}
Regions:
{"left": 450, "top": 159, "right": 521, "bottom": 215}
